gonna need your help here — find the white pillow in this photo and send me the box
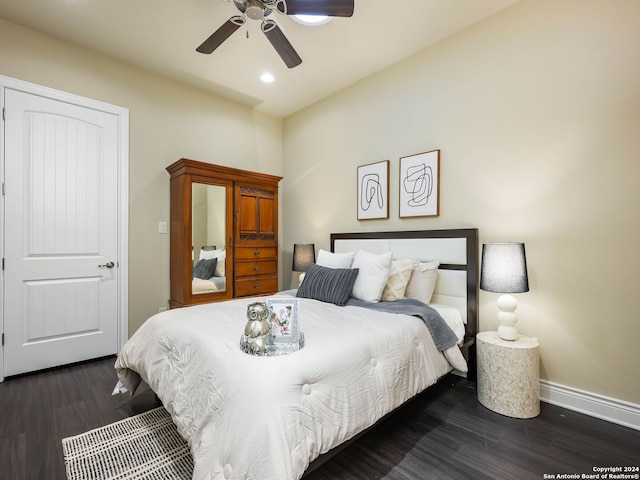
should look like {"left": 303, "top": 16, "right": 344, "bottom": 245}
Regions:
{"left": 381, "top": 258, "right": 417, "bottom": 302}
{"left": 316, "top": 249, "right": 355, "bottom": 269}
{"left": 199, "top": 248, "right": 226, "bottom": 277}
{"left": 404, "top": 261, "right": 439, "bottom": 304}
{"left": 351, "top": 250, "right": 393, "bottom": 302}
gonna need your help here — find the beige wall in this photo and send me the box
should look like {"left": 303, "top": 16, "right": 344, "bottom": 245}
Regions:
{"left": 282, "top": 0, "right": 640, "bottom": 404}
{"left": 0, "top": 19, "right": 283, "bottom": 334}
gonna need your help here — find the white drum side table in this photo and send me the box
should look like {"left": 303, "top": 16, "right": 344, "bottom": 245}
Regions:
{"left": 476, "top": 331, "right": 540, "bottom": 418}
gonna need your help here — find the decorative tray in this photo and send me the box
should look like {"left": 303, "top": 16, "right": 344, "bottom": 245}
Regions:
{"left": 240, "top": 332, "right": 305, "bottom": 357}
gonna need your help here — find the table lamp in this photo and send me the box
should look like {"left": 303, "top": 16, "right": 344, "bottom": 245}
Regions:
{"left": 480, "top": 242, "right": 529, "bottom": 341}
{"left": 292, "top": 243, "right": 315, "bottom": 285}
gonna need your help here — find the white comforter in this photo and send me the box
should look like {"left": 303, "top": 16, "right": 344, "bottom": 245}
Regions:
{"left": 115, "top": 293, "right": 466, "bottom": 480}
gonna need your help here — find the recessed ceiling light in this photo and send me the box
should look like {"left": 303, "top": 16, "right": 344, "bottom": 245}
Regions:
{"left": 260, "top": 72, "right": 275, "bottom": 83}
{"left": 292, "top": 14, "right": 332, "bottom": 26}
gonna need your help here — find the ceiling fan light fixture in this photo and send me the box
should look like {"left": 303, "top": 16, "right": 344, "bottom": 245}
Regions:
{"left": 292, "top": 14, "right": 332, "bottom": 26}
{"left": 245, "top": 0, "right": 265, "bottom": 20}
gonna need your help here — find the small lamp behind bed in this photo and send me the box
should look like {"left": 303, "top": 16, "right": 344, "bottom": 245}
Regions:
{"left": 293, "top": 243, "right": 315, "bottom": 286}
{"left": 480, "top": 242, "right": 529, "bottom": 341}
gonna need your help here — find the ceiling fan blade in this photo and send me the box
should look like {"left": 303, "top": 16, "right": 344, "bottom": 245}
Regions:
{"left": 196, "top": 16, "right": 245, "bottom": 54}
{"left": 277, "top": 0, "right": 354, "bottom": 17}
{"left": 262, "top": 20, "right": 302, "bottom": 68}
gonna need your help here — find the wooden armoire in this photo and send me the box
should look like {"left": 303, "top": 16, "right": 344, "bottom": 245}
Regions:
{"left": 166, "top": 158, "right": 282, "bottom": 308}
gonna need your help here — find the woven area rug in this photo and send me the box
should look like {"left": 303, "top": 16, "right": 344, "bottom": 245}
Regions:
{"left": 62, "top": 407, "right": 193, "bottom": 480}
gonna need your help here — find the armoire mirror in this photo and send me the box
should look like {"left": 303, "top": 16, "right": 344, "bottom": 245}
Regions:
{"left": 192, "top": 182, "right": 227, "bottom": 295}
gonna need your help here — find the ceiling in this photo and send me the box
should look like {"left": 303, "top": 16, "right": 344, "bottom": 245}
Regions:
{"left": 0, "top": 0, "right": 518, "bottom": 118}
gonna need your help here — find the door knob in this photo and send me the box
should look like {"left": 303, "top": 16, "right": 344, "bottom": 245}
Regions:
{"left": 98, "top": 261, "right": 115, "bottom": 268}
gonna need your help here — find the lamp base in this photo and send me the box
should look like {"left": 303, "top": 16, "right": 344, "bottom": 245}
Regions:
{"left": 497, "top": 294, "right": 518, "bottom": 341}
{"left": 498, "top": 324, "right": 518, "bottom": 341}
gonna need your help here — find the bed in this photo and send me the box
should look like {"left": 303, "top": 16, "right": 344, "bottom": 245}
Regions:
{"left": 115, "top": 228, "right": 478, "bottom": 480}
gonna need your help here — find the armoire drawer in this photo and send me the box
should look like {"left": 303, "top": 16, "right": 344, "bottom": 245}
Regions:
{"left": 235, "top": 247, "right": 277, "bottom": 261}
{"left": 235, "top": 275, "right": 278, "bottom": 297}
{"left": 235, "top": 260, "right": 277, "bottom": 278}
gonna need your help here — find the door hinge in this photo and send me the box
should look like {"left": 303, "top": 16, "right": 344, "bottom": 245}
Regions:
{"left": 1, "top": 333, "right": 4, "bottom": 346}
{"left": 2, "top": 107, "right": 4, "bottom": 121}
{"left": 1, "top": 258, "right": 4, "bottom": 270}
{"left": 1, "top": 182, "right": 5, "bottom": 195}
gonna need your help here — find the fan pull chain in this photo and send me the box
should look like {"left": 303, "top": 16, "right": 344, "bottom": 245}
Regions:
{"left": 246, "top": 21, "right": 250, "bottom": 39}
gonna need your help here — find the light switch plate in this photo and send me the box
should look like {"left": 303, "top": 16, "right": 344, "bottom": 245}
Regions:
{"left": 159, "top": 221, "right": 168, "bottom": 234}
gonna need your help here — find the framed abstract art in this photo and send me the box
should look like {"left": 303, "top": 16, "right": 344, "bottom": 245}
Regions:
{"left": 357, "top": 160, "right": 389, "bottom": 220}
{"left": 399, "top": 150, "right": 440, "bottom": 218}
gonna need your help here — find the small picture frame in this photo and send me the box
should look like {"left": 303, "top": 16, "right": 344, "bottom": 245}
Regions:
{"left": 399, "top": 150, "right": 440, "bottom": 218}
{"left": 266, "top": 298, "right": 300, "bottom": 344}
{"left": 357, "top": 160, "right": 389, "bottom": 220}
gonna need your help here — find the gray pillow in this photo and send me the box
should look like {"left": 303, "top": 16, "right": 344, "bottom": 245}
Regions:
{"left": 296, "top": 263, "right": 359, "bottom": 306}
{"left": 192, "top": 258, "right": 217, "bottom": 280}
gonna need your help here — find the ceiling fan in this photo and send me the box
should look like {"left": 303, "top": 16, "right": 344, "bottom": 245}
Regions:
{"left": 196, "top": 0, "right": 355, "bottom": 68}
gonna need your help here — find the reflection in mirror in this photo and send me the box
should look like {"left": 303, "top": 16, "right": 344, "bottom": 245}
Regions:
{"left": 192, "top": 183, "right": 226, "bottom": 294}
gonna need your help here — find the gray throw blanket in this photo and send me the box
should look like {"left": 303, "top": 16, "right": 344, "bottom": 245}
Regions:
{"left": 345, "top": 297, "right": 459, "bottom": 351}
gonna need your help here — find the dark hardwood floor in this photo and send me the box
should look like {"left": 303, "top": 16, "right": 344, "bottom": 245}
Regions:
{"left": 0, "top": 356, "right": 638, "bottom": 480}
{"left": 0, "top": 356, "right": 160, "bottom": 480}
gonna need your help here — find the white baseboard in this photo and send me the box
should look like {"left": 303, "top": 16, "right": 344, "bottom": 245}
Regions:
{"left": 539, "top": 380, "right": 640, "bottom": 431}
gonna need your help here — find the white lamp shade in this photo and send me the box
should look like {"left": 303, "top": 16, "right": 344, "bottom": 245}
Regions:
{"left": 480, "top": 242, "right": 529, "bottom": 341}
{"left": 480, "top": 243, "right": 529, "bottom": 294}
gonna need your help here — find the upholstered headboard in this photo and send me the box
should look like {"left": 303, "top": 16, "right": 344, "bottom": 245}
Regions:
{"left": 331, "top": 229, "right": 478, "bottom": 345}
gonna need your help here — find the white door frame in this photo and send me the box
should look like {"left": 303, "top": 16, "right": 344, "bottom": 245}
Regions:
{"left": 0, "top": 75, "right": 129, "bottom": 382}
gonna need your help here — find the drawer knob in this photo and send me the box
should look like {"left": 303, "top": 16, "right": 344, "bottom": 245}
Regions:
{"left": 253, "top": 250, "right": 261, "bottom": 256}
{"left": 254, "top": 266, "right": 261, "bottom": 271}
{"left": 254, "top": 284, "right": 261, "bottom": 289}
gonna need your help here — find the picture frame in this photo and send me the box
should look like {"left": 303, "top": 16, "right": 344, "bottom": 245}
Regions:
{"left": 357, "top": 160, "right": 389, "bottom": 220}
{"left": 266, "top": 298, "right": 300, "bottom": 344}
{"left": 399, "top": 150, "right": 440, "bottom": 218}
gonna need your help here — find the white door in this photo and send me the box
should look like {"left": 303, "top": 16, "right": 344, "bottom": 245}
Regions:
{"left": 2, "top": 86, "right": 125, "bottom": 377}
